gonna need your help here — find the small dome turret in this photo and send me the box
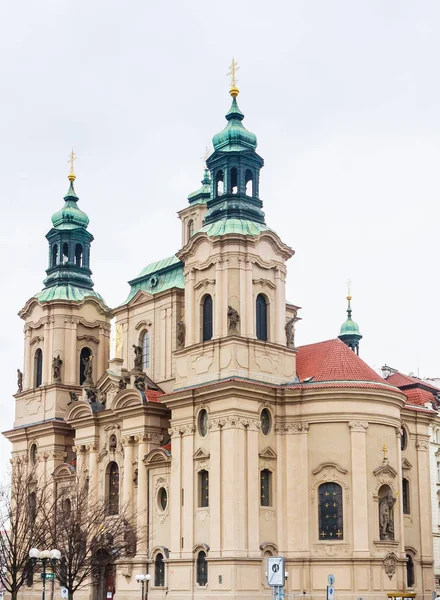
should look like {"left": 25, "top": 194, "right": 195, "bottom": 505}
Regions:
{"left": 338, "top": 289, "right": 362, "bottom": 355}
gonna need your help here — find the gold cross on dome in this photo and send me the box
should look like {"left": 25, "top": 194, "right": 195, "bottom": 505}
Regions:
{"left": 228, "top": 57, "right": 239, "bottom": 88}
{"left": 382, "top": 444, "right": 388, "bottom": 459}
{"left": 68, "top": 149, "right": 77, "bottom": 181}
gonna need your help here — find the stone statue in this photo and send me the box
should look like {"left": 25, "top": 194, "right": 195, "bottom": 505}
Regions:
{"left": 227, "top": 306, "right": 240, "bottom": 332}
{"left": 132, "top": 345, "right": 143, "bottom": 372}
{"left": 85, "top": 387, "right": 97, "bottom": 404}
{"left": 82, "top": 356, "right": 94, "bottom": 386}
{"left": 52, "top": 355, "right": 63, "bottom": 382}
{"left": 285, "top": 317, "right": 296, "bottom": 349}
{"left": 17, "top": 369, "right": 23, "bottom": 393}
{"left": 109, "top": 435, "right": 117, "bottom": 451}
{"left": 176, "top": 320, "right": 185, "bottom": 349}
{"left": 118, "top": 378, "right": 127, "bottom": 390}
{"left": 134, "top": 374, "right": 146, "bottom": 393}
{"left": 379, "top": 491, "right": 396, "bottom": 540}
{"left": 67, "top": 391, "right": 79, "bottom": 405}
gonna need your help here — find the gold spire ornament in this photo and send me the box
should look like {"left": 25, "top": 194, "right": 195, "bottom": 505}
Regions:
{"left": 347, "top": 277, "right": 352, "bottom": 301}
{"left": 382, "top": 444, "right": 388, "bottom": 460}
{"left": 68, "top": 149, "right": 77, "bottom": 182}
{"left": 227, "top": 57, "right": 240, "bottom": 98}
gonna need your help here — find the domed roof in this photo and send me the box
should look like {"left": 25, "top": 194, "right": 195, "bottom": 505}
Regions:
{"left": 212, "top": 96, "right": 257, "bottom": 152}
{"left": 51, "top": 181, "right": 90, "bottom": 229}
{"left": 339, "top": 316, "right": 361, "bottom": 336}
{"left": 338, "top": 295, "right": 362, "bottom": 344}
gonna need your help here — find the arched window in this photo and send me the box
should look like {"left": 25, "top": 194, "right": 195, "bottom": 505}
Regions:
{"left": 245, "top": 169, "right": 253, "bottom": 196}
{"left": 28, "top": 492, "right": 36, "bottom": 522}
{"left": 406, "top": 554, "right": 415, "bottom": 587}
{"left": 215, "top": 170, "right": 224, "bottom": 197}
{"left": 198, "top": 470, "right": 209, "bottom": 508}
{"left": 155, "top": 553, "right": 165, "bottom": 587}
{"left": 401, "top": 426, "right": 408, "bottom": 451}
{"left": 107, "top": 462, "right": 119, "bottom": 515}
{"left": 62, "top": 243, "right": 69, "bottom": 264}
{"left": 260, "top": 469, "right": 272, "bottom": 507}
{"left": 318, "top": 482, "right": 343, "bottom": 540}
{"left": 63, "top": 498, "right": 71, "bottom": 519}
{"left": 188, "top": 219, "right": 194, "bottom": 239}
{"left": 51, "top": 244, "right": 58, "bottom": 267}
{"left": 34, "top": 349, "right": 43, "bottom": 387}
{"left": 230, "top": 167, "right": 238, "bottom": 194}
{"left": 202, "top": 295, "right": 213, "bottom": 342}
{"left": 79, "top": 347, "right": 92, "bottom": 385}
{"left": 196, "top": 551, "right": 208, "bottom": 586}
{"left": 29, "top": 443, "right": 37, "bottom": 466}
{"left": 141, "top": 331, "right": 150, "bottom": 370}
{"left": 402, "top": 478, "right": 410, "bottom": 514}
{"left": 256, "top": 294, "right": 268, "bottom": 341}
{"left": 74, "top": 244, "right": 83, "bottom": 267}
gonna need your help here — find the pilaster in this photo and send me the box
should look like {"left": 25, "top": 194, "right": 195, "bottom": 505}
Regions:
{"left": 348, "top": 420, "right": 370, "bottom": 556}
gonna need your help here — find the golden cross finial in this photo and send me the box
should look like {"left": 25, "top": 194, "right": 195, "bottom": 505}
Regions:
{"left": 347, "top": 277, "right": 352, "bottom": 301}
{"left": 382, "top": 444, "right": 388, "bottom": 460}
{"left": 68, "top": 149, "right": 77, "bottom": 182}
{"left": 227, "top": 58, "right": 240, "bottom": 97}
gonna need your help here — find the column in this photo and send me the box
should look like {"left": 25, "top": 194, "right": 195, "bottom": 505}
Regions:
{"left": 169, "top": 428, "right": 182, "bottom": 559}
{"left": 285, "top": 424, "right": 310, "bottom": 554}
{"left": 24, "top": 328, "right": 32, "bottom": 390}
{"left": 273, "top": 267, "right": 286, "bottom": 345}
{"left": 214, "top": 261, "right": 222, "bottom": 338}
{"left": 348, "top": 421, "right": 370, "bottom": 556}
{"left": 136, "top": 435, "right": 149, "bottom": 557}
{"left": 416, "top": 437, "right": 433, "bottom": 559}
{"left": 98, "top": 326, "right": 106, "bottom": 381}
{"left": 209, "top": 419, "right": 222, "bottom": 557}
{"left": 88, "top": 443, "right": 99, "bottom": 504}
{"left": 247, "top": 420, "right": 260, "bottom": 556}
{"left": 122, "top": 436, "right": 135, "bottom": 514}
{"left": 396, "top": 427, "right": 405, "bottom": 557}
{"left": 185, "top": 268, "right": 196, "bottom": 345}
{"left": 299, "top": 425, "right": 310, "bottom": 551}
{"left": 181, "top": 427, "right": 195, "bottom": 558}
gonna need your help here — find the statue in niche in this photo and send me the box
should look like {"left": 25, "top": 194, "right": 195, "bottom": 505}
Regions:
{"left": 227, "top": 306, "right": 240, "bottom": 333}
{"left": 132, "top": 345, "right": 143, "bottom": 372}
{"left": 99, "top": 391, "right": 107, "bottom": 408}
{"left": 379, "top": 489, "right": 396, "bottom": 540}
{"left": 176, "top": 320, "right": 185, "bottom": 349}
{"left": 17, "top": 369, "right": 23, "bottom": 393}
{"left": 68, "top": 391, "right": 79, "bottom": 405}
{"left": 134, "top": 374, "right": 146, "bottom": 393}
{"left": 82, "top": 356, "right": 94, "bottom": 386}
{"left": 52, "top": 355, "right": 63, "bottom": 382}
{"left": 109, "top": 434, "right": 117, "bottom": 451}
{"left": 285, "top": 317, "right": 296, "bottom": 348}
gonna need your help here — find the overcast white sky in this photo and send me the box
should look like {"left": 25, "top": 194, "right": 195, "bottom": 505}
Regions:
{"left": 1, "top": 0, "right": 440, "bottom": 473}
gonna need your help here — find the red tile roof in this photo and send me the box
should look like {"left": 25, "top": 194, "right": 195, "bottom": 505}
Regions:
{"left": 296, "top": 339, "right": 385, "bottom": 384}
{"left": 146, "top": 390, "right": 163, "bottom": 403}
{"left": 403, "top": 387, "right": 435, "bottom": 407}
{"left": 387, "top": 372, "right": 440, "bottom": 393}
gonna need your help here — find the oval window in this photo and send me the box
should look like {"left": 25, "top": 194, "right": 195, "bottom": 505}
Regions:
{"left": 158, "top": 487, "right": 168, "bottom": 511}
{"left": 261, "top": 409, "right": 271, "bottom": 435}
{"left": 199, "top": 409, "right": 208, "bottom": 437}
{"left": 401, "top": 426, "right": 408, "bottom": 451}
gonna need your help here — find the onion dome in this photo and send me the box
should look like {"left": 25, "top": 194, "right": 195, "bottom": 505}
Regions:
{"left": 338, "top": 292, "right": 362, "bottom": 355}
{"left": 51, "top": 179, "right": 90, "bottom": 230}
{"left": 212, "top": 93, "right": 258, "bottom": 152}
{"left": 187, "top": 168, "right": 211, "bottom": 205}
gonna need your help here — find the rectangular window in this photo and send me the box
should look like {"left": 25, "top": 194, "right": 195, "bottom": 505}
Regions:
{"left": 402, "top": 478, "right": 410, "bottom": 514}
{"left": 260, "top": 469, "right": 272, "bottom": 507}
{"left": 199, "top": 470, "right": 209, "bottom": 507}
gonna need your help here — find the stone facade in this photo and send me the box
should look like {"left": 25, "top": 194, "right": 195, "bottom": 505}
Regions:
{"left": 4, "top": 87, "right": 436, "bottom": 600}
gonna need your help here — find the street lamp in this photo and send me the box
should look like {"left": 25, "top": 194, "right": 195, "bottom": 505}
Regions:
{"left": 29, "top": 548, "right": 62, "bottom": 600}
{"left": 135, "top": 573, "right": 151, "bottom": 600}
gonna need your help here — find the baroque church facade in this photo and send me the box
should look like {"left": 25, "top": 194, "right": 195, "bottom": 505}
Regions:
{"left": 4, "top": 80, "right": 436, "bottom": 600}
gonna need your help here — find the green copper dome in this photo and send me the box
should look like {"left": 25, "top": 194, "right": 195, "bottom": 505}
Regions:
{"left": 51, "top": 181, "right": 90, "bottom": 229}
{"left": 338, "top": 295, "right": 362, "bottom": 354}
{"left": 212, "top": 97, "right": 257, "bottom": 152}
{"left": 339, "top": 316, "right": 361, "bottom": 336}
{"left": 187, "top": 168, "right": 211, "bottom": 205}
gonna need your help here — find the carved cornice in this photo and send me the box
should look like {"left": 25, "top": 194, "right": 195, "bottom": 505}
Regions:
{"left": 252, "top": 278, "right": 276, "bottom": 290}
{"left": 168, "top": 424, "right": 195, "bottom": 438}
{"left": 193, "top": 279, "right": 216, "bottom": 291}
{"left": 77, "top": 335, "right": 99, "bottom": 344}
{"left": 373, "top": 461, "right": 398, "bottom": 478}
{"left": 348, "top": 421, "right": 369, "bottom": 432}
{"left": 275, "top": 422, "right": 309, "bottom": 434}
{"left": 416, "top": 440, "right": 429, "bottom": 452}
{"left": 313, "top": 463, "right": 348, "bottom": 476}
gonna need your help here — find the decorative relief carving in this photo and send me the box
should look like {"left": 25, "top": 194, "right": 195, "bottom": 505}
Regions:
{"left": 208, "top": 418, "right": 225, "bottom": 432}
{"left": 383, "top": 552, "right": 398, "bottom": 579}
{"left": 275, "top": 422, "right": 309, "bottom": 434}
{"left": 312, "top": 463, "right": 348, "bottom": 476}
{"left": 348, "top": 421, "right": 369, "bottom": 432}
{"left": 77, "top": 335, "right": 99, "bottom": 344}
{"left": 154, "top": 476, "right": 169, "bottom": 524}
{"left": 313, "top": 543, "right": 350, "bottom": 557}
{"left": 416, "top": 440, "right": 429, "bottom": 451}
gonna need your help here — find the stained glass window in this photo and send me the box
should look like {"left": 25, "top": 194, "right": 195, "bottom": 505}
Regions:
{"left": 196, "top": 551, "right": 208, "bottom": 586}
{"left": 199, "top": 470, "right": 209, "bottom": 508}
{"left": 108, "top": 462, "right": 119, "bottom": 515}
{"left": 318, "top": 482, "right": 343, "bottom": 540}
{"left": 260, "top": 469, "right": 271, "bottom": 507}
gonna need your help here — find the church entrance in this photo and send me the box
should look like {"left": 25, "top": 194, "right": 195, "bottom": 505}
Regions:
{"left": 92, "top": 549, "right": 115, "bottom": 600}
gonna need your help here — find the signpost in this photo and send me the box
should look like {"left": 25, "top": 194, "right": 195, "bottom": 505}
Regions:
{"left": 327, "top": 574, "right": 335, "bottom": 600}
{"left": 267, "top": 557, "right": 285, "bottom": 600}
{"left": 60, "top": 587, "right": 68, "bottom": 599}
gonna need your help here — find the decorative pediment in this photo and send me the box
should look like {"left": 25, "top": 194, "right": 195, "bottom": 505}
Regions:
{"left": 259, "top": 447, "right": 277, "bottom": 460}
{"left": 373, "top": 461, "right": 397, "bottom": 479}
{"left": 144, "top": 447, "right": 171, "bottom": 465}
{"left": 252, "top": 278, "right": 276, "bottom": 290}
{"left": 312, "top": 462, "right": 347, "bottom": 476}
{"left": 135, "top": 320, "right": 153, "bottom": 331}
{"left": 65, "top": 400, "right": 94, "bottom": 423}
{"left": 194, "top": 279, "right": 215, "bottom": 291}
{"left": 193, "top": 447, "right": 210, "bottom": 460}
{"left": 111, "top": 389, "right": 144, "bottom": 411}
{"left": 52, "top": 463, "right": 75, "bottom": 480}
{"left": 127, "top": 290, "right": 153, "bottom": 307}
{"left": 77, "top": 335, "right": 99, "bottom": 344}
{"left": 402, "top": 458, "right": 412, "bottom": 470}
